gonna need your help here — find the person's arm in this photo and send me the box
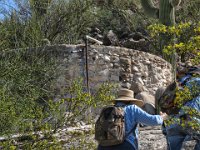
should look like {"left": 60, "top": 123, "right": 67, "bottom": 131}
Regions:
{"left": 128, "top": 105, "right": 167, "bottom": 126}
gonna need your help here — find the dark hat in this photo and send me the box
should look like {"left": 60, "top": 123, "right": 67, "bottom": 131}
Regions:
{"left": 159, "top": 82, "right": 177, "bottom": 109}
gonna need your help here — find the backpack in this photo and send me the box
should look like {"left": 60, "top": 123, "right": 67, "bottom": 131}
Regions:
{"left": 95, "top": 105, "right": 126, "bottom": 146}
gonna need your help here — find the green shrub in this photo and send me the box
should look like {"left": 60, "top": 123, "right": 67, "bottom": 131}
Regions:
{"left": 147, "top": 22, "right": 200, "bottom": 64}
{"left": 0, "top": 47, "right": 117, "bottom": 148}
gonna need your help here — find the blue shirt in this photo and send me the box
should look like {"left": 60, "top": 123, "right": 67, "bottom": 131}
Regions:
{"left": 183, "top": 96, "right": 200, "bottom": 110}
{"left": 116, "top": 102, "right": 163, "bottom": 149}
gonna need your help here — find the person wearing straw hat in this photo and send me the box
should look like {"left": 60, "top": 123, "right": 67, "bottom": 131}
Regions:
{"left": 97, "top": 88, "right": 168, "bottom": 150}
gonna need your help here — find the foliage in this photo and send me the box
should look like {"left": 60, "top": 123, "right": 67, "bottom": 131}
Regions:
{"left": 60, "top": 79, "right": 118, "bottom": 125}
{"left": 176, "top": 0, "right": 200, "bottom": 23}
{"left": 0, "top": 0, "right": 199, "bottom": 52}
{"left": 0, "top": 47, "right": 117, "bottom": 148}
{"left": 147, "top": 22, "right": 200, "bottom": 64}
{"left": 0, "top": 0, "right": 96, "bottom": 50}
{"left": 173, "top": 87, "right": 192, "bottom": 108}
{"left": 0, "top": 0, "right": 200, "bottom": 148}
{"left": 148, "top": 21, "right": 200, "bottom": 134}
{"left": 0, "top": 48, "right": 58, "bottom": 135}
{"left": 175, "top": 79, "right": 200, "bottom": 107}
{"left": 0, "top": 0, "right": 154, "bottom": 51}
{"left": 164, "top": 81, "right": 200, "bottom": 135}
{"left": 141, "top": 0, "right": 182, "bottom": 26}
{"left": 0, "top": 47, "right": 65, "bottom": 148}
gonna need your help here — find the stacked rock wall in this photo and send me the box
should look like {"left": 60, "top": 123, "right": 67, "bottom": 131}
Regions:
{"left": 27, "top": 44, "right": 172, "bottom": 112}
{"left": 87, "top": 45, "right": 172, "bottom": 95}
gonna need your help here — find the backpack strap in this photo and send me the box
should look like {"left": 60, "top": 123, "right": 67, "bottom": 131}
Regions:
{"left": 125, "top": 124, "right": 138, "bottom": 150}
{"left": 115, "top": 103, "right": 138, "bottom": 139}
{"left": 115, "top": 103, "right": 137, "bottom": 138}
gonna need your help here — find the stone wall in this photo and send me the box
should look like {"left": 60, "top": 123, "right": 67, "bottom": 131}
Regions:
{"left": 86, "top": 45, "right": 172, "bottom": 94}
{"left": 30, "top": 44, "right": 172, "bottom": 112}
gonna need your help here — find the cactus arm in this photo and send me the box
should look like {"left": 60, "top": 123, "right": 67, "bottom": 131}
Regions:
{"left": 141, "top": 0, "right": 159, "bottom": 18}
{"left": 170, "top": 0, "right": 181, "bottom": 7}
{"left": 159, "top": 0, "right": 175, "bottom": 26}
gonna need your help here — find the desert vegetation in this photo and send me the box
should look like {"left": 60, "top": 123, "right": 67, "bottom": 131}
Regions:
{"left": 0, "top": 0, "right": 199, "bottom": 149}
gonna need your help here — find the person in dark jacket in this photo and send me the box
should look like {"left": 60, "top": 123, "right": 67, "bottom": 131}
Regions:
{"left": 162, "top": 65, "right": 200, "bottom": 150}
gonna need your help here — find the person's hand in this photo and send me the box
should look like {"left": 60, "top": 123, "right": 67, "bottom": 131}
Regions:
{"left": 160, "top": 111, "right": 168, "bottom": 121}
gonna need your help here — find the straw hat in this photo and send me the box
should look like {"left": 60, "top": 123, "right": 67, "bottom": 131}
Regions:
{"left": 114, "top": 88, "right": 144, "bottom": 107}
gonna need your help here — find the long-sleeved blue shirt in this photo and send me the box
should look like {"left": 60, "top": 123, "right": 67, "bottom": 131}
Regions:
{"left": 116, "top": 102, "right": 163, "bottom": 149}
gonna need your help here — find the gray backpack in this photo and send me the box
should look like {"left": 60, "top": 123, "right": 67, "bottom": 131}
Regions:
{"left": 95, "top": 105, "right": 136, "bottom": 146}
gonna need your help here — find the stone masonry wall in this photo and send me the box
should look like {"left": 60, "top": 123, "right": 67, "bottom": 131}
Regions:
{"left": 36, "top": 44, "right": 172, "bottom": 113}
{"left": 87, "top": 45, "right": 172, "bottom": 95}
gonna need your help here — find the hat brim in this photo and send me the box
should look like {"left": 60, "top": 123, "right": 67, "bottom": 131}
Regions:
{"left": 114, "top": 96, "right": 144, "bottom": 107}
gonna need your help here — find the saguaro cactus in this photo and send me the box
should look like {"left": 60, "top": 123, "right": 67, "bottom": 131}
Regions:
{"left": 141, "top": 0, "right": 181, "bottom": 26}
{"left": 141, "top": 0, "right": 181, "bottom": 114}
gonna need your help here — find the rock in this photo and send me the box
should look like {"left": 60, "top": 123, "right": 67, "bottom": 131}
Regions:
{"left": 113, "top": 63, "right": 120, "bottom": 68}
{"left": 121, "top": 38, "right": 146, "bottom": 50}
{"left": 135, "top": 91, "right": 155, "bottom": 106}
{"left": 144, "top": 60, "right": 151, "bottom": 65}
{"left": 121, "top": 82, "right": 131, "bottom": 89}
{"left": 138, "top": 126, "right": 167, "bottom": 150}
{"left": 110, "top": 56, "right": 119, "bottom": 63}
{"left": 110, "top": 75, "right": 119, "bottom": 81}
{"left": 120, "top": 73, "right": 131, "bottom": 81}
{"left": 120, "top": 58, "right": 131, "bottom": 65}
{"left": 103, "top": 30, "right": 119, "bottom": 46}
{"left": 155, "top": 87, "right": 166, "bottom": 102}
{"left": 104, "top": 55, "right": 110, "bottom": 62}
{"left": 98, "top": 69, "right": 109, "bottom": 78}
{"left": 142, "top": 103, "right": 156, "bottom": 114}
{"left": 141, "top": 71, "right": 148, "bottom": 77}
{"left": 28, "top": 44, "right": 172, "bottom": 116}
{"left": 132, "top": 66, "right": 139, "bottom": 72}
{"left": 95, "top": 34, "right": 103, "bottom": 40}
{"left": 134, "top": 77, "right": 144, "bottom": 85}
{"left": 130, "top": 82, "right": 145, "bottom": 94}
{"left": 151, "top": 75, "right": 160, "bottom": 84}
{"left": 135, "top": 72, "right": 142, "bottom": 76}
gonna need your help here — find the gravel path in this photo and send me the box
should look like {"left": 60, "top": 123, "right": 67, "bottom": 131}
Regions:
{"left": 56, "top": 125, "right": 197, "bottom": 150}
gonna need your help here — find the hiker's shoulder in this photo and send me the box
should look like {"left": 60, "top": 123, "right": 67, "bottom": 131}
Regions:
{"left": 190, "top": 77, "right": 200, "bottom": 81}
{"left": 184, "top": 96, "right": 200, "bottom": 109}
{"left": 187, "top": 77, "right": 200, "bottom": 84}
{"left": 191, "top": 96, "right": 200, "bottom": 104}
{"left": 125, "top": 104, "right": 142, "bottom": 112}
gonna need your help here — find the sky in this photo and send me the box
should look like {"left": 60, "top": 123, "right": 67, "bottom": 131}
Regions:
{"left": 0, "top": 0, "right": 17, "bottom": 19}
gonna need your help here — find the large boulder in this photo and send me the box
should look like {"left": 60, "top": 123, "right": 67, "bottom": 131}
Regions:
{"left": 155, "top": 87, "right": 166, "bottom": 113}
{"left": 130, "top": 82, "right": 145, "bottom": 95}
{"left": 135, "top": 92, "right": 156, "bottom": 114}
{"left": 135, "top": 91, "right": 155, "bottom": 105}
{"left": 103, "top": 30, "right": 119, "bottom": 46}
{"left": 142, "top": 103, "right": 156, "bottom": 115}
